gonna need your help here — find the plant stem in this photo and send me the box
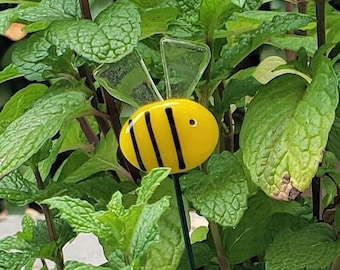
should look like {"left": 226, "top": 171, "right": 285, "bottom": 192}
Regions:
{"left": 315, "top": 0, "right": 326, "bottom": 48}
{"left": 200, "top": 33, "right": 214, "bottom": 107}
{"left": 224, "top": 110, "right": 234, "bottom": 153}
{"left": 209, "top": 222, "right": 230, "bottom": 270}
{"left": 77, "top": 0, "right": 140, "bottom": 182}
{"left": 285, "top": 1, "right": 297, "bottom": 61}
{"left": 79, "top": 0, "right": 92, "bottom": 20}
{"left": 31, "top": 164, "right": 64, "bottom": 270}
{"left": 77, "top": 117, "right": 99, "bottom": 144}
{"left": 101, "top": 88, "right": 140, "bottom": 181}
{"left": 330, "top": 256, "right": 340, "bottom": 270}
{"left": 312, "top": 0, "right": 326, "bottom": 222}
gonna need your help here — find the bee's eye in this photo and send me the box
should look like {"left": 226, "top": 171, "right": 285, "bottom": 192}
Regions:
{"left": 189, "top": 119, "right": 197, "bottom": 127}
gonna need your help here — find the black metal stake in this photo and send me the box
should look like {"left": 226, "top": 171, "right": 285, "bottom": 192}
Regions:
{"left": 172, "top": 174, "right": 196, "bottom": 270}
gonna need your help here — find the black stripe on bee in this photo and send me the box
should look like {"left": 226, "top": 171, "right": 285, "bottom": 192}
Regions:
{"left": 128, "top": 119, "right": 146, "bottom": 171}
{"left": 165, "top": 107, "right": 186, "bottom": 170}
{"left": 145, "top": 111, "right": 164, "bottom": 167}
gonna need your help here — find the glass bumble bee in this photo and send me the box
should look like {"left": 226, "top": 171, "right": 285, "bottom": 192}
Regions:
{"left": 95, "top": 38, "right": 219, "bottom": 174}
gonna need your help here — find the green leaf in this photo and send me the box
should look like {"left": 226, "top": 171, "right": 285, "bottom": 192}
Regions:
{"left": 322, "top": 175, "right": 337, "bottom": 208}
{"left": 265, "top": 223, "right": 340, "bottom": 270}
{"left": 243, "top": 0, "right": 263, "bottom": 11}
{"left": 0, "top": 83, "right": 47, "bottom": 134}
{"left": 328, "top": 107, "right": 340, "bottom": 160}
{"left": 17, "top": 0, "right": 81, "bottom": 22}
{"left": 183, "top": 151, "right": 249, "bottom": 227}
{"left": 72, "top": 174, "right": 121, "bottom": 209}
{"left": 199, "top": 0, "right": 239, "bottom": 35}
{"left": 0, "top": 64, "right": 22, "bottom": 85}
{"left": 0, "top": 91, "right": 85, "bottom": 179}
{"left": 45, "top": 169, "right": 171, "bottom": 268}
{"left": 29, "top": 137, "right": 64, "bottom": 182}
{"left": 0, "top": 236, "right": 31, "bottom": 251}
{"left": 264, "top": 213, "right": 310, "bottom": 243}
{"left": 43, "top": 195, "right": 112, "bottom": 237}
{"left": 252, "top": 56, "right": 312, "bottom": 85}
{"left": 0, "top": 170, "right": 38, "bottom": 206}
{"left": 327, "top": 15, "right": 340, "bottom": 43}
{"left": 143, "top": 185, "right": 184, "bottom": 270}
{"left": 106, "top": 250, "right": 131, "bottom": 270}
{"left": 0, "top": 250, "right": 32, "bottom": 270}
{"left": 240, "top": 54, "right": 339, "bottom": 199}
{"left": 65, "top": 261, "right": 111, "bottom": 270}
{"left": 46, "top": 1, "right": 141, "bottom": 63}
{"left": 140, "top": 7, "right": 178, "bottom": 39}
{"left": 12, "top": 33, "right": 77, "bottom": 81}
{"left": 166, "top": 0, "right": 201, "bottom": 38}
{"left": 89, "top": 0, "right": 113, "bottom": 19}
{"left": 129, "top": 0, "right": 166, "bottom": 8}
{"left": 220, "top": 70, "right": 261, "bottom": 111}
{"left": 135, "top": 167, "right": 170, "bottom": 204}
{"left": 223, "top": 192, "right": 310, "bottom": 264}
{"left": 270, "top": 35, "right": 317, "bottom": 56}
{"left": 0, "top": 7, "right": 18, "bottom": 34}
{"left": 127, "top": 197, "right": 170, "bottom": 262}
{"left": 17, "top": 215, "right": 35, "bottom": 242}
{"left": 178, "top": 242, "right": 214, "bottom": 269}
{"left": 223, "top": 191, "right": 309, "bottom": 264}
{"left": 190, "top": 226, "right": 209, "bottom": 244}
{"left": 55, "top": 131, "right": 121, "bottom": 183}
{"left": 59, "top": 118, "right": 91, "bottom": 152}
{"left": 212, "top": 13, "right": 315, "bottom": 80}
{"left": 23, "top": 20, "right": 51, "bottom": 33}
{"left": 233, "top": 11, "right": 315, "bottom": 27}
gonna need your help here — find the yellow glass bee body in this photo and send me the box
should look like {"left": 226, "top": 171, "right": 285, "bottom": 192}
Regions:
{"left": 119, "top": 99, "right": 219, "bottom": 174}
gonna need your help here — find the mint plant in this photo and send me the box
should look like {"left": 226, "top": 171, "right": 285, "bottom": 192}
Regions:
{"left": 0, "top": 0, "right": 339, "bottom": 269}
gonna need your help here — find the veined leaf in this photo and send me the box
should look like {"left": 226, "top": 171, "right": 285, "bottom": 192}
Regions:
{"left": 270, "top": 35, "right": 317, "bottom": 56}
{"left": 65, "top": 261, "right": 111, "bottom": 270}
{"left": 0, "top": 64, "right": 22, "bottom": 85}
{"left": 0, "top": 7, "right": 19, "bottom": 34}
{"left": 143, "top": 205, "right": 184, "bottom": 270}
{"left": 18, "top": 0, "right": 81, "bottom": 22}
{"left": 0, "top": 171, "right": 38, "bottom": 206}
{"left": 55, "top": 131, "right": 121, "bottom": 184}
{"left": 240, "top": 54, "right": 339, "bottom": 200}
{"left": 129, "top": 0, "right": 166, "bottom": 8}
{"left": 327, "top": 106, "right": 340, "bottom": 160}
{"left": 135, "top": 168, "right": 170, "bottom": 204}
{"left": 182, "top": 151, "right": 249, "bottom": 227}
{"left": 46, "top": 1, "right": 141, "bottom": 63}
{"left": 223, "top": 192, "right": 309, "bottom": 264}
{"left": 140, "top": 7, "right": 178, "bottom": 39}
{"left": 327, "top": 14, "right": 340, "bottom": 44}
{"left": 0, "top": 250, "right": 33, "bottom": 270}
{"left": 265, "top": 223, "right": 340, "bottom": 270}
{"left": 212, "top": 13, "right": 315, "bottom": 80}
{"left": 199, "top": 0, "right": 239, "bottom": 35}
{"left": 0, "top": 91, "right": 85, "bottom": 178}
{"left": 44, "top": 169, "right": 171, "bottom": 268}
{"left": 12, "top": 33, "right": 77, "bottom": 81}
{"left": 43, "top": 195, "right": 112, "bottom": 238}
{"left": 0, "top": 83, "right": 47, "bottom": 134}
{"left": 143, "top": 180, "right": 184, "bottom": 270}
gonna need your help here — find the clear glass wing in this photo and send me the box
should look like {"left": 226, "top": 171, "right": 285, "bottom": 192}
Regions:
{"left": 94, "top": 50, "right": 163, "bottom": 108}
{"left": 160, "top": 38, "right": 211, "bottom": 99}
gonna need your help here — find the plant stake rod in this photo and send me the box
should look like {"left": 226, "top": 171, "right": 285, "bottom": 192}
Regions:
{"left": 172, "top": 174, "right": 195, "bottom": 270}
